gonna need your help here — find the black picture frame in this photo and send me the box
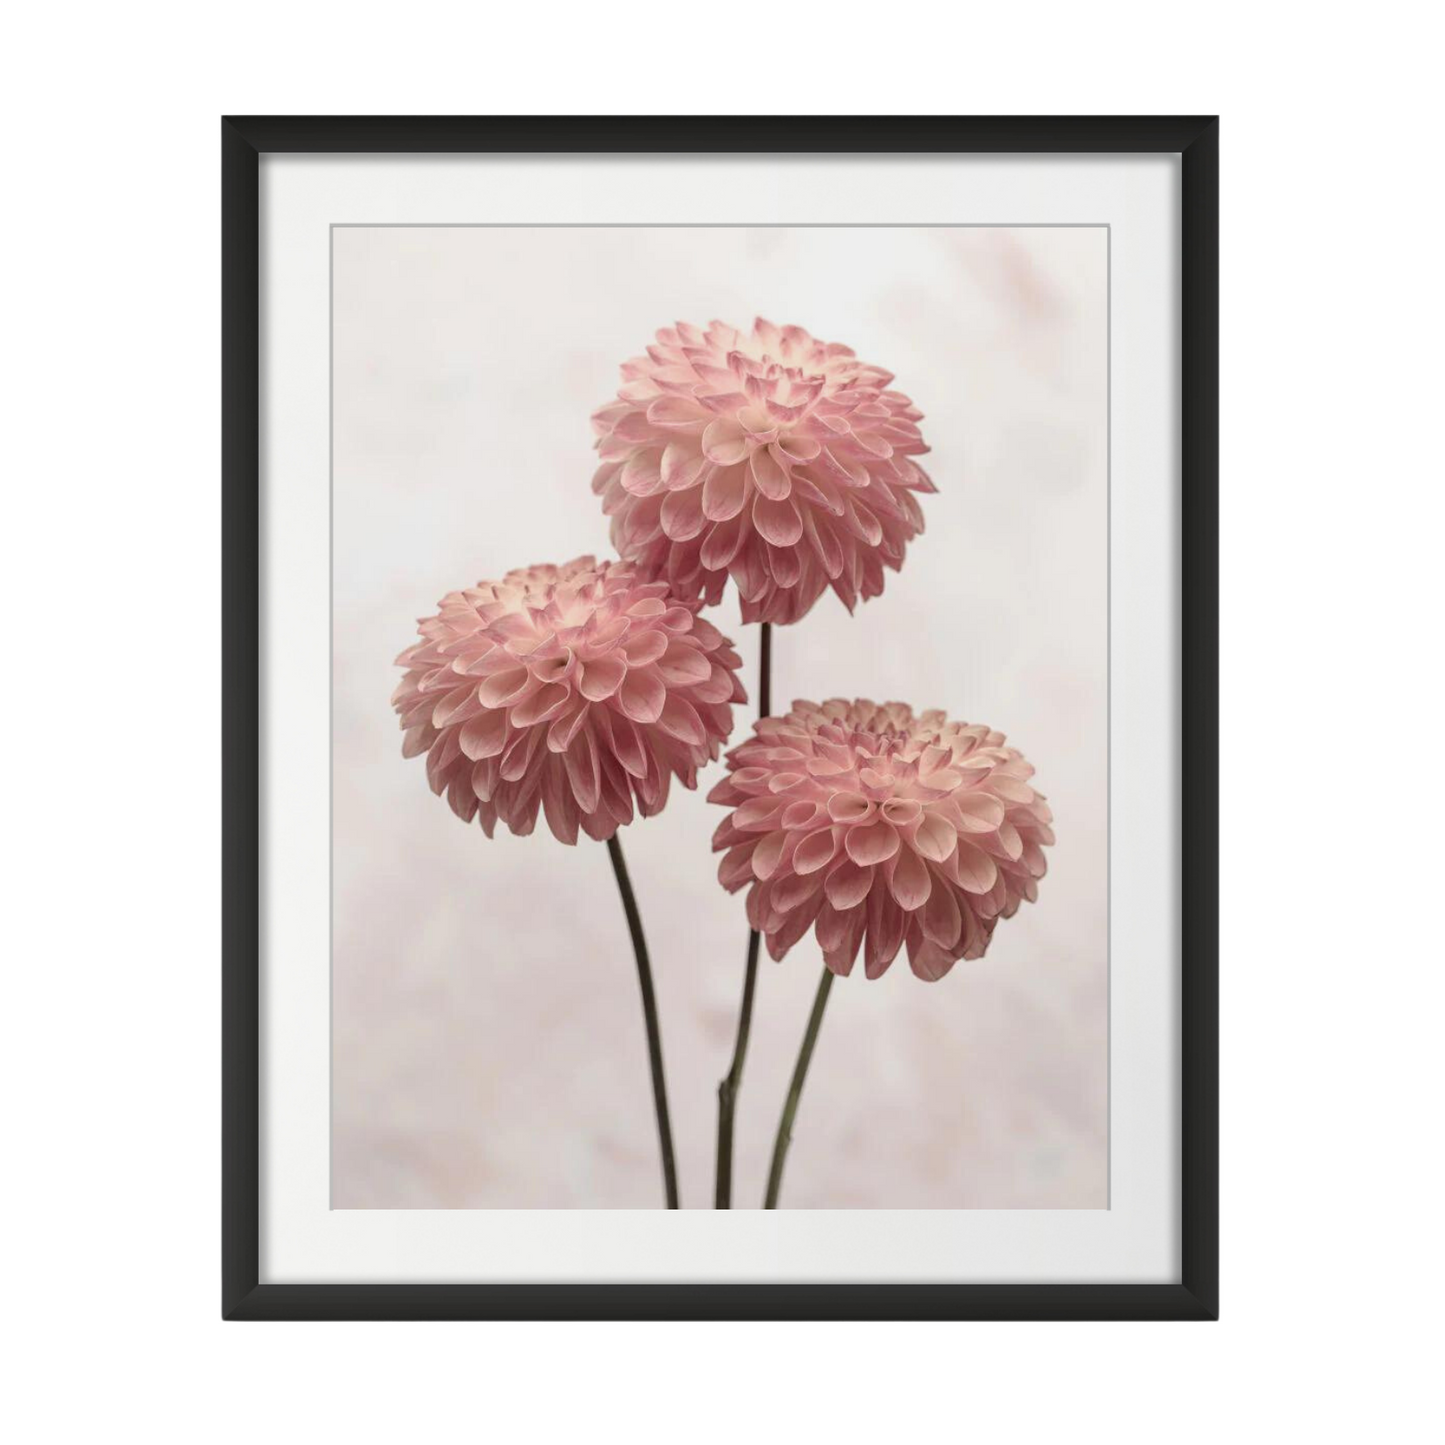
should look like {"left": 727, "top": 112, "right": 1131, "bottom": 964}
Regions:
{"left": 223, "top": 115, "right": 1218, "bottom": 1321}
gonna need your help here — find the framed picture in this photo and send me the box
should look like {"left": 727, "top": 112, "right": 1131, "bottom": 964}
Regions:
{"left": 223, "top": 115, "right": 1217, "bottom": 1320}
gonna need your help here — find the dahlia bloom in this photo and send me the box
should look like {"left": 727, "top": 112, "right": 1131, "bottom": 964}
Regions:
{"left": 709, "top": 700, "right": 1053, "bottom": 981}
{"left": 591, "top": 319, "right": 935, "bottom": 625}
{"left": 393, "top": 556, "right": 746, "bottom": 843}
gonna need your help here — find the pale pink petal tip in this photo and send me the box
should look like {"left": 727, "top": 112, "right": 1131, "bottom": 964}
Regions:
{"left": 710, "top": 700, "right": 1052, "bottom": 980}
{"left": 394, "top": 555, "right": 746, "bottom": 843}
{"left": 592, "top": 320, "right": 932, "bottom": 626}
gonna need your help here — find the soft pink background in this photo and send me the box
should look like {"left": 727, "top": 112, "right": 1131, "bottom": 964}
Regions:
{"left": 331, "top": 225, "right": 1108, "bottom": 1209}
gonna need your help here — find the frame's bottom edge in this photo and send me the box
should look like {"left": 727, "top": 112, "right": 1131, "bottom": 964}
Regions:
{"left": 224, "top": 1281, "right": 1216, "bottom": 1322}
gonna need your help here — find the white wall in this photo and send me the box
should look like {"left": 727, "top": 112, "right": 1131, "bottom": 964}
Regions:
{"left": 4, "top": 4, "right": 1438, "bottom": 1442}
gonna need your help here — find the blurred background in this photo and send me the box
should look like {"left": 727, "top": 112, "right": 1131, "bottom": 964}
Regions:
{"left": 331, "top": 225, "right": 1107, "bottom": 1209}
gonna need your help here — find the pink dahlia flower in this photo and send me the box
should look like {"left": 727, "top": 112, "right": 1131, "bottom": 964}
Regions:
{"left": 393, "top": 556, "right": 746, "bottom": 844}
{"left": 709, "top": 700, "right": 1053, "bottom": 981}
{"left": 591, "top": 319, "right": 935, "bottom": 625}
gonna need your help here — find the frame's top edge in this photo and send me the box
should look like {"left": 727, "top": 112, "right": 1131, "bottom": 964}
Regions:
{"left": 221, "top": 115, "right": 1217, "bottom": 156}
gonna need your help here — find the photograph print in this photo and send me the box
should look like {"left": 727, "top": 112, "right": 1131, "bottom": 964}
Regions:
{"left": 332, "top": 223, "right": 1107, "bottom": 1212}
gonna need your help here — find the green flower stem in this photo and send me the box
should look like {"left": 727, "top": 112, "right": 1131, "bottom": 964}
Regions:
{"left": 713, "top": 622, "right": 771, "bottom": 1209}
{"left": 763, "top": 966, "right": 835, "bottom": 1209}
{"left": 606, "top": 832, "right": 679, "bottom": 1209}
{"left": 714, "top": 931, "right": 760, "bottom": 1208}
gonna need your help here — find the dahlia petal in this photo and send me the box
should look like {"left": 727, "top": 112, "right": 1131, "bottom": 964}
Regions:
{"left": 744, "top": 880, "right": 769, "bottom": 931}
{"left": 661, "top": 442, "right": 708, "bottom": 490}
{"left": 606, "top": 711, "right": 648, "bottom": 778}
{"left": 618, "top": 667, "right": 665, "bottom": 724}
{"left": 1021, "top": 841, "right": 1048, "bottom": 879}
{"left": 700, "top": 514, "right": 747, "bottom": 570}
{"left": 447, "top": 772, "right": 478, "bottom": 822}
{"left": 826, "top": 791, "right": 874, "bottom": 824}
{"left": 921, "top": 768, "right": 964, "bottom": 793}
{"left": 578, "top": 653, "right": 627, "bottom": 701}
{"left": 793, "top": 828, "right": 839, "bottom": 875}
{"left": 577, "top": 806, "right": 614, "bottom": 842}
{"left": 951, "top": 791, "right": 1006, "bottom": 831}
{"left": 701, "top": 463, "right": 749, "bottom": 521}
{"left": 702, "top": 417, "right": 749, "bottom": 465}
{"left": 591, "top": 401, "right": 629, "bottom": 436}
{"left": 657, "top": 695, "right": 705, "bottom": 745}
{"left": 620, "top": 629, "right": 668, "bottom": 666}
{"left": 814, "top": 901, "right": 851, "bottom": 953}
{"left": 908, "top": 938, "right": 957, "bottom": 982}
{"left": 912, "top": 809, "right": 958, "bottom": 861}
{"left": 791, "top": 468, "right": 845, "bottom": 517}
{"left": 401, "top": 724, "right": 436, "bottom": 760}
{"left": 540, "top": 762, "right": 580, "bottom": 845}
{"left": 824, "top": 859, "right": 873, "bottom": 911}
{"left": 499, "top": 725, "right": 542, "bottom": 783}
{"left": 880, "top": 797, "right": 921, "bottom": 827}
{"left": 749, "top": 446, "right": 791, "bottom": 500}
{"left": 769, "top": 887, "right": 824, "bottom": 948}
{"left": 729, "top": 547, "right": 768, "bottom": 602}
{"left": 780, "top": 804, "right": 822, "bottom": 834}
{"left": 823, "top": 446, "right": 869, "bottom": 487}
{"left": 620, "top": 449, "right": 664, "bottom": 496}
{"left": 719, "top": 841, "right": 759, "bottom": 891}
{"left": 864, "top": 891, "right": 907, "bottom": 978}
{"left": 952, "top": 839, "right": 998, "bottom": 894}
{"left": 766, "top": 543, "right": 802, "bottom": 589}
{"left": 611, "top": 410, "right": 657, "bottom": 443}
{"left": 509, "top": 682, "right": 570, "bottom": 728}
{"left": 803, "top": 511, "right": 846, "bottom": 580}
{"left": 765, "top": 770, "right": 805, "bottom": 793}
{"left": 830, "top": 910, "right": 868, "bottom": 976}
{"left": 729, "top": 767, "right": 772, "bottom": 791}
{"left": 697, "top": 390, "right": 751, "bottom": 415}
{"left": 752, "top": 493, "right": 804, "bottom": 547}
{"left": 734, "top": 796, "right": 786, "bottom": 831}
{"left": 752, "top": 831, "right": 788, "bottom": 881}
{"left": 546, "top": 700, "right": 590, "bottom": 753}
{"left": 459, "top": 708, "right": 509, "bottom": 761}
{"left": 467, "top": 644, "right": 527, "bottom": 677}
{"left": 646, "top": 395, "right": 709, "bottom": 429}
{"left": 510, "top": 788, "right": 544, "bottom": 836}
{"left": 656, "top": 640, "right": 711, "bottom": 686}
{"left": 987, "top": 773, "right": 1037, "bottom": 805}
{"left": 842, "top": 495, "right": 884, "bottom": 546}
{"left": 528, "top": 649, "right": 575, "bottom": 686}
{"left": 617, "top": 379, "right": 661, "bottom": 404}
{"left": 470, "top": 758, "right": 497, "bottom": 802}
{"left": 694, "top": 660, "right": 738, "bottom": 703}
{"left": 478, "top": 666, "right": 536, "bottom": 708}
{"left": 846, "top": 818, "right": 900, "bottom": 866}
{"left": 432, "top": 682, "right": 483, "bottom": 728}
{"left": 887, "top": 846, "right": 932, "bottom": 911}
{"left": 657, "top": 486, "right": 704, "bottom": 541}
{"left": 920, "top": 881, "right": 962, "bottom": 949}
{"left": 562, "top": 728, "right": 601, "bottom": 813}
{"left": 774, "top": 432, "right": 821, "bottom": 463}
